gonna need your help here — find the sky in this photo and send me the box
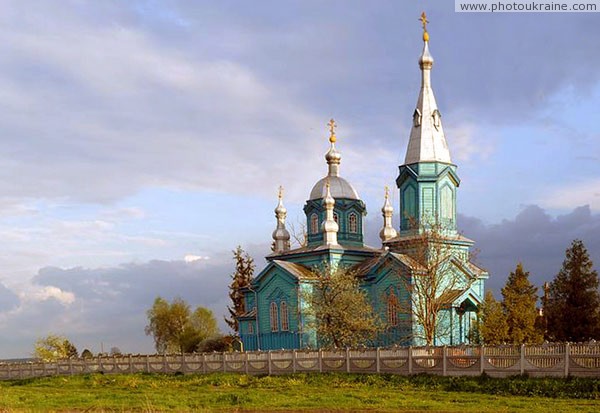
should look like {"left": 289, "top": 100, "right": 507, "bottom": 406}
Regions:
{"left": 0, "top": 0, "right": 599, "bottom": 358}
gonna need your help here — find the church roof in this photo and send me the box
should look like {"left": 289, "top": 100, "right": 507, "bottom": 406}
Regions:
{"left": 404, "top": 36, "right": 452, "bottom": 165}
{"left": 272, "top": 260, "right": 316, "bottom": 279}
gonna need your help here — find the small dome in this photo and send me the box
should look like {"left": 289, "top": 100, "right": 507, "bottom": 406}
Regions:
{"left": 309, "top": 176, "right": 359, "bottom": 200}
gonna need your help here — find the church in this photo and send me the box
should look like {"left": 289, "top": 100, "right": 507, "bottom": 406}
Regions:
{"left": 237, "top": 16, "right": 488, "bottom": 350}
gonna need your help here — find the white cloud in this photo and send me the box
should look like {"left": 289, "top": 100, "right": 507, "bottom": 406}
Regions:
{"left": 184, "top": 254, "right": 209, "bottom": 263}
{"left": 27, "top": 286, "right": 75, "bottom": 306}
{"left": 538, "top": 179, "right": 600, "bottom": 211}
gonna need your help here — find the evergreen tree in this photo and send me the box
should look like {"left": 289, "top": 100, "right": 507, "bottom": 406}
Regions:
{"left": 225, "top": 246, "right": 255, "bottom": 332}
{"left": 477, "top": 290, "right": 508, "bottom": 345}
{"left": 501, "top": 263, "right": 541, "bottom": 344}
{"left": 545, "top": 239, "right": 600, "bottom": 342}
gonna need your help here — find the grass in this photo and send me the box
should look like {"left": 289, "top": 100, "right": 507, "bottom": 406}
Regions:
{"left": 0, "top": 372, "right": 599, "bottom": 411}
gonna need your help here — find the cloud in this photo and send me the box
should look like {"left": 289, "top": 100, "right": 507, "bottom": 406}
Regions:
{"left": 0, "top": 282, "right": 19, "bottom": 313}
{"left": 538, "top": 179, "right": 600, "bottom": 211}
{"left": 27, "top": 286, "right": 75, "bottom": 306}
{"left": 458, "top": 205, "right": 600, "bottom": 294}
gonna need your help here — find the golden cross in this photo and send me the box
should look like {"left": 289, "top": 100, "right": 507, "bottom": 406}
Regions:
{"left": 384, "top": 185, "right": 390, "bottom": 199}
{"left": 278, "top": 185, "right": 284, "bottom": 200}
{"left": 328, "top": 118, "right": 337, "bottom": 143}
{"left": 420, "top": 12, "right": 430, "bottom": 42}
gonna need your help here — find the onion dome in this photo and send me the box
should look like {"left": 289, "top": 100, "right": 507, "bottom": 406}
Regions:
{"left": 272, "top": 186, "right": 290, "bottom": 253}
{"left": 379, "top": 186, "right": 398, "bottom": 243}
{"left": 321, "top": 180, "right": 339, "bottom": 246}
{"left": 309, "top": 119, "right": 360, "bottom": 200}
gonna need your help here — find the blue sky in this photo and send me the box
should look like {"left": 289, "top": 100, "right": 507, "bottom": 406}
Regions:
{"left": 0, "top": 1, "right": 598, "bottom": 358}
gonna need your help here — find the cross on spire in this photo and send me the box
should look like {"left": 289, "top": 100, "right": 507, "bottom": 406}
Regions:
{"left": 328, "top": 118, "right": 337, "bottom": 143}
{"left": 420, "top": 12, "right": 430, "bottom": 42}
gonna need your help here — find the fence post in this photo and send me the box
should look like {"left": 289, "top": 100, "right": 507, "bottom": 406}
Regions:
{"left": 69, "top": 359, "right": 73, "bottom": 376}
{"left": 267, "top": 351, "right": 272, "bottom": 375}
{"left": 376, "top": 347, "right": 381, "bottom": 374}
{"left": 292, "top": 349, "right": 297, "bottom": 374}
{"left": 318, "top": 349, "right": 323, "bottom": 373}
{"left": 130, "top": 355, "right": 134, "bottom": 373}
{"left": 480, "top": 345, "right": 484, "bottom": 375}
{"left": 564, "top": 343, "right": 570, "bottom": 377}
{"left": 202, "top": 353, "right": 207, "bottom": 374}
{"left": 245, "top": 352, "right": 249, "bottom": 375}
{"left": 442, "top": 346, "right": 447, "bottom": 376}
{"left": 346, "top": 348, "right": 351, "bottom": 373}
{"left": 145, "top": 355, "right": 150, "bottom": 373}
{"left": 408, "top": 346, "right": 413, "bottom": 375}
{"left": 520, "top": 344, "right": 525, "bottom": 375}
{"left": 223, "top": 352, "right": 227, "bottom": 373}
{"left": 163, "top": 354, "right": 167, "bottom": 373}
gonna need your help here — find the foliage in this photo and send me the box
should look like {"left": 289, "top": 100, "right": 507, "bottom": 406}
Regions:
{"left": 545, "top": 239, "right": 600, "bottom": 342}
{"left": 305, "top": 263, "right": 381, "bottom": 348}
{"left": 501, "top": 263, "right": 542, "bottom": 344}
{"left": 198, "top": 335, "right": 234, "bottom": 353}
{"left": 145, "top": 296, "right": 220, "bottom": 353}
{"left": 110, "top": 347, "right": 122, "bottom": 356}
{"left": 1, "top": 373, "right": 600, "bottom": 412}
{"left": 225, "top": 246, "right": 255, "bottom": 332}
{"left": 81, "top": 349, "right": 93, "bottom": 359}
{"left": 33, "top": 334, "right": 78, "bottom": 362}
{"left": 400, "top": 221, "right": 476, "bottom": 346}
{"left": 475, "top": 290, "right": 509, "bottom": 345}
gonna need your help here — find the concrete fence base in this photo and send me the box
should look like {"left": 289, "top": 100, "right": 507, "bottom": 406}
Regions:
{"left": 2, "top": 343, "right": 599, "bottom": 380}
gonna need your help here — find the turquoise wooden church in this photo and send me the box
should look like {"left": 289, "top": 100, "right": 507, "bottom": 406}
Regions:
{"left": 237, "top": 25, "right": 488, "bottom": 350}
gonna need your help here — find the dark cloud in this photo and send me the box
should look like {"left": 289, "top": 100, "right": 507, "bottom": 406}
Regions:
{"left": 458, "top": 205, "right": 600, "bottom": 295}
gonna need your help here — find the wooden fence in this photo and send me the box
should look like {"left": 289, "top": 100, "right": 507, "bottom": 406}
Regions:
{"left": 1, "top": 343, "right": 599, "bottom": 380}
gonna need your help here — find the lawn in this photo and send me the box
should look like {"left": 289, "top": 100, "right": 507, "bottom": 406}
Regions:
{"left": 0, "top": 372, "right": 599, "bottom": 412}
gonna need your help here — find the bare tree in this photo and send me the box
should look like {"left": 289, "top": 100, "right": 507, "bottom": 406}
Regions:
{"left": 288, "top": 219, "right": 308, "bottom": 248}
{"left": 394, "top": 221, "right": 477, "bottom": 346}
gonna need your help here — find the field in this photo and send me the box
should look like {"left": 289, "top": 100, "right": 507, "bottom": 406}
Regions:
{"left": 0, "top": 372, "right": 600, "bottom": 412}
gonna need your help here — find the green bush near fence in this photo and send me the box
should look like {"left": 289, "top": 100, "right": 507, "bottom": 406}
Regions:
{"left": 1, "top": 372, "right": 600, "bottom": 412}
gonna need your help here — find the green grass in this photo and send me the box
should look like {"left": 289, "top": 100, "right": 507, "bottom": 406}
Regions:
{"left": 0, "top": 372, "right": 599, "bottom": 412}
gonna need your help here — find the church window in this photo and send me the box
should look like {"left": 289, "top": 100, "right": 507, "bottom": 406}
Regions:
{"left": 348, "top": 213, "right": 358, "bottom": 233}
{"left": 280, "top": 301, "right": 289, "bottom": 331}
{"left": 387, "top": 292, "right": 399, "bottom": 327}
{"left": 270, "top": 302, "right": 279, "bottom": 332}
{"left": 432, "top": 109, "right": 441, "bottom": 130}
{"left": 413, "top": 108, "right": 422, "bottom": 127}
{"left": 441, "top": 186, "right": 454, "bottom": 221}
{"left": 333, "top": 212, "right": 338, "bottom": 223}
{"left": 248, "top": 322, "right": 254, "bottom": 335}
{"left": 310, "top": 213, "right": 318, "bottom": 234}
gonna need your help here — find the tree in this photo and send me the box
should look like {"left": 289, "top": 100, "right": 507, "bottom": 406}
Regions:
{"left": 501, "top": 263, "right": 541, "bottom": 344}
{"left": 399, "top": 221, "right": 477, "bottom": 346}
{"left": 305, "top": 263, "right": 381, "bottom": 348}
{"left": 474, "top": 290, "right": 509, "bottom": 345}
{"left": 225, "top": 246, "right": 255, "bottom": 332}
{"left": 145, "top": 296, "right": 221, "bottom": 353}
{"left": 545, "top": 239, "right": 600, "bottom": 342}
{"left": 81, "top": 349, "right": 93, "bottom": 359}
{"left": 33, "top": 334, "right": 78, "bottom": 361}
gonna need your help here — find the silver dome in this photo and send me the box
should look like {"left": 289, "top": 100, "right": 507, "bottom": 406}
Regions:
{"left": 309, "top": 176, "right": 360, "bottom": 200}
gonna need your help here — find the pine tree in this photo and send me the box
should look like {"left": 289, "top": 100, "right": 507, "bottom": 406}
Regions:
{"left": 545, "top": 239, "right": 600, "bottom": 342}
{"left": 225, "top": 246, "right": 255, "bottom": 332}
{"left": 477, "top": 290, "right": 508, "bottom": 345}
{"left": 501, "top": 263, "right": 541, "bottom": 344}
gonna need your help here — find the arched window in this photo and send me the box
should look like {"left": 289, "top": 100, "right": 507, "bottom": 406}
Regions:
{"left": 348, "top": 213, "right": 358, "bottom": 233}
{"left": 248, "top": 322, "right": 254, "bottom": 335}
{"left": 387, "top": 292, "right": 399, "bottom": 327}
{"left": 310, "top": 213, "right": 319, "bottom": 234}
{"left": 280, "top": 301, "right": 289, "bottom": 331}
{"left": 333, "top": 212, "right": 338, "bottom": 223}
{"left": 270, "top": 302, "right": 279, "bottom": 332}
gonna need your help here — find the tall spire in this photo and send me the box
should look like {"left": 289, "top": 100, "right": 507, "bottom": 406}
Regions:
{"left": 379, "top": 186, "right": 397, "bottom": 243}
{"left": 272, "top": 186, "right": 291, "bottom": 253}
{"left": 404, "top": 12, "right": 452, "bottom": 165}
{"left": 321, "top": 180, "right": 339, "bottom": 246}
{"left": 325, "top": 118, "right": 342, "bottom": 177}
